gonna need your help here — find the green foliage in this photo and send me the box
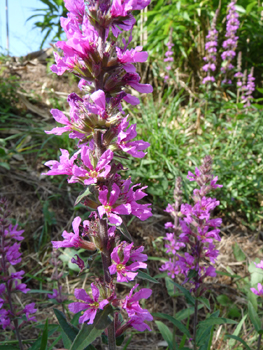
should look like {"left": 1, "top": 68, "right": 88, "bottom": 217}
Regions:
{"left": 125, "top": 90, "right": 263, "bottom": 226}
{"left": 69, "top": 306, "right": 113, "bottom": 350}
{"left": 27, "top": 0, "right": 67, "bottom": 49}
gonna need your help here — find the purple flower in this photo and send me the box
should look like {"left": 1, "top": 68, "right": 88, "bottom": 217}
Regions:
{"left": 71, "top": 147, "right": 113, "bottom": 185}
{"left": 71, "top": 254, "right": 85, "bottom": 272}
{"left": 48, "top": 287, "right": 67, "bottom": 303}
{"left": 116, "top": 117, "right": 150, "bottom": 158}
{"left": 52, "top": 216, "right": 95, "bottom": 250}
{"left": 0, "top": 309, "right": 11, "bottom": 329}
{"left": 122, "top": 283, "right": 152, "bottom": 331}
{"left": 117, "top": 46, "right": 148, "bottom": 73}
{"left": 109, "top": 243, "right": 147, "bottom": 282}
{"left": 221, "top": 0, "right": 240, "bottom": 79}
{"left": 4, "top": 224, "right": 24, "bottom": 241}
{"left": 255, "top": 260, "right": 263, "bottom": 269}
{"left": 251, "top": 283, "right": 263, "bottom": 297}
{"left": 23, "top": 303, "right": 37, "bottom": 322}
{"left": 43, "top": 149, "right": 80, "bottom": 177}
{"left": 202, "top": 10, "right": 218, "bottom": 84}
{"left": 97, "top": 183, "right": 131, "bottom": 226}
{"left": 68, "top": 284, "right": 109, "bottom": 324}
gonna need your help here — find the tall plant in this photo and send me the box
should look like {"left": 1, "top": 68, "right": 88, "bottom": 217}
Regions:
{"left": 43, "top": 0, "right": 154, "bottom": 348}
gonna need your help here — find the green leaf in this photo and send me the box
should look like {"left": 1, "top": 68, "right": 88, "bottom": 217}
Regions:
{"left": 152, "top": 312, "right": 190, "bottom": 338}
{"left": 137, "top": 270, "right": 159, "bottom": 284}
{"left": 198, "top": 317, "right": 237, "bottom": 329}
{"left": 235, "top": 5, "right": 246, "bottom": 13}
{"left": 0, "top": 346, "right": 20, "bottom": 350}
{"left": 122, "top": 335, "right": 132, "bottom": 350}
{"left": 232, "top": 243, "right": 246, "bottom": 262}
{"left": 0, "top": 162, "right": 10, "bottom": 170}
{"left": 53, "top": 308, "right": 79, "bottom": 343}
{"left": 175, "top": 304, "right": 203, "bottom": 321}
{"left": 217, "top": 294, "right": 231, "bottom": 307}
{"left": 225, "top": 335, "right": 251, "bottom": 350}
{"left": 28, "top": 327, "right": 59, "bottom": 350}
{"left": 40, "top": 319, "right": 49, "bottom": 350}
{"left": 165, "top": 277, "right": 180, "bottom": 297}
{"left": 165, "top": 278, "right": 195, "bottom": 306}
{"left": 197, "top": 297, "right": 210, "bottom": 311}
{"left": 248, "top": 301, "right": 261, "bottom": 332}
{"left": 117, "top": 223, "right": 133, "bottom": 242}
{"left": 69, "top": 305, "right": 113, "bottom": 350}
{"left": 228, "top": 315, "right": 247, "bottom": 348}
{"left": 27, "top": 289, "right": 54, "bottom": 294}
{"left": 155, "top": 321, "right": 175, "bottom": 350}
{"left": 75, "top": 187, "right": 92, "bottom": 205}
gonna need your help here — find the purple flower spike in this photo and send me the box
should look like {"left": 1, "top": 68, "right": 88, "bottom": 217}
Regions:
{"left": 221, "top": 0, "right": 240, "bottom": 82}
{"left": 202, "top": 10, "right": 219, "bottom": 85}
{"left": 68, "top": 284, "right": 109, "bottom": 324}
{"left": 161, "top": 157, "right": 222, "bottom": 294}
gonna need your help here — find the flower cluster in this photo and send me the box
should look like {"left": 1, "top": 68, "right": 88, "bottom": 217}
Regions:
{"left": 221, "top": 0, "right": 239, "bottom": 84}
{"left": 43, "top": 0, "right": 153, "bottom": 340}
{"left": 47, "top": 250, "right": 67, "bottom": 305}
{"left": 234, "top": 51, "right": 243, "bottom": 88}
{"left": 251, "top": 261, "right": 263, "bottom": 297}
{"left": 164, "top": 41, "right": 174, "bottom": 81}
{"left": 241, "top": 67, "right": 255, "bottom": 107}
{"left": 0, "top": 198, "right": 37, "bottom": 332}
{"left": 160, "top": 156, "right": 222, "bottom": 295}
{"left": 202, "top": 10, "right": 219, "bottom": 85}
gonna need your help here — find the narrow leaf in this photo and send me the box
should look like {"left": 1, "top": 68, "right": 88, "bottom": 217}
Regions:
{"left": 197, "top": 297, "right": 210, "bottom": 311}
{"left": 228, "top": 315, "right": 247, "bottom": 347}
{"left": 40, "top": 319, "right": 49, "bottom": 350}
{"left": 198, "top": 317, "right": 237, "bottom": 328}
{"left": 166, "top": 278, "right": 195, "bottom": 306}
{"left": 75, "top": 187, "right": 91, "bottom": 205}
{"left": 225, "top": 335, "right": 251, "bottom": 350}
{"left": 137, "top": 270, "right": 159, "bottom": 284}
{"left": 53, "top": 308, "right": 79, "bottom": 342}
{"left": 152, "top": 312, "right": 190, "bottom": 338}
{"left": 175, "top": 304, "right": 203, "bottom": 321}
{"left": 117, "top": 223, "right": 133, "bottom": 242}
{"left": 155, "top": 321, "right": 174, "bottom": 350}
{"left": 248, "top": 301, "right": 261, "bottom": 332}
{"left": 70, "top": 305, "right": 113, "bottom": 350}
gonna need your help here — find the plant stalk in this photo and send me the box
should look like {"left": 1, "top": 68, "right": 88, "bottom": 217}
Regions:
{"left": 193, "top": 298, "right": 198, "bottom": 350}
{"left": 96, "top": 128, "right": 116, "bottom": 350}
{"left": 1, "top": 234, "right": 24, "bottom": 350}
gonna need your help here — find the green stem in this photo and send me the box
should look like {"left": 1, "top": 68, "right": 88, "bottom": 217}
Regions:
{"left": 193, "top": 299, "right": 198, "bottom": 350}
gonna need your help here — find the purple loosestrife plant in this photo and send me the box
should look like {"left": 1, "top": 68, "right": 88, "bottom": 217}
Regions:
{"left": 43, "top": 0, "right": 153, "bottom": 348}
{"left": 0, "top": 198, "right": 37, "bottom": 349}
{"left": 241, "top": 67, "right": 255, "bottom": 108}
{"left": 164, "top": 41, "right": 174, "bottom": 81}
{"left": 160, "top": 156, "right": 222, "bottom": 349}
{"left": 202, "top": 9, "right": 219, "bottom": 85}
{"left": 221, "top": 0, "right": 240, "bottom": 84}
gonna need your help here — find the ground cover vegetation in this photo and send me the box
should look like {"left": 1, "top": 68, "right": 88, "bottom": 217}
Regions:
{"left": 1, "top": 0, "right": 263, "bottom": 349}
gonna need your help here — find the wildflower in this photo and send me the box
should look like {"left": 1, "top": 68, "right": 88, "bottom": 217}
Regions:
{"left": 68, "top": 284, "right": 109, "bottom": 324}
